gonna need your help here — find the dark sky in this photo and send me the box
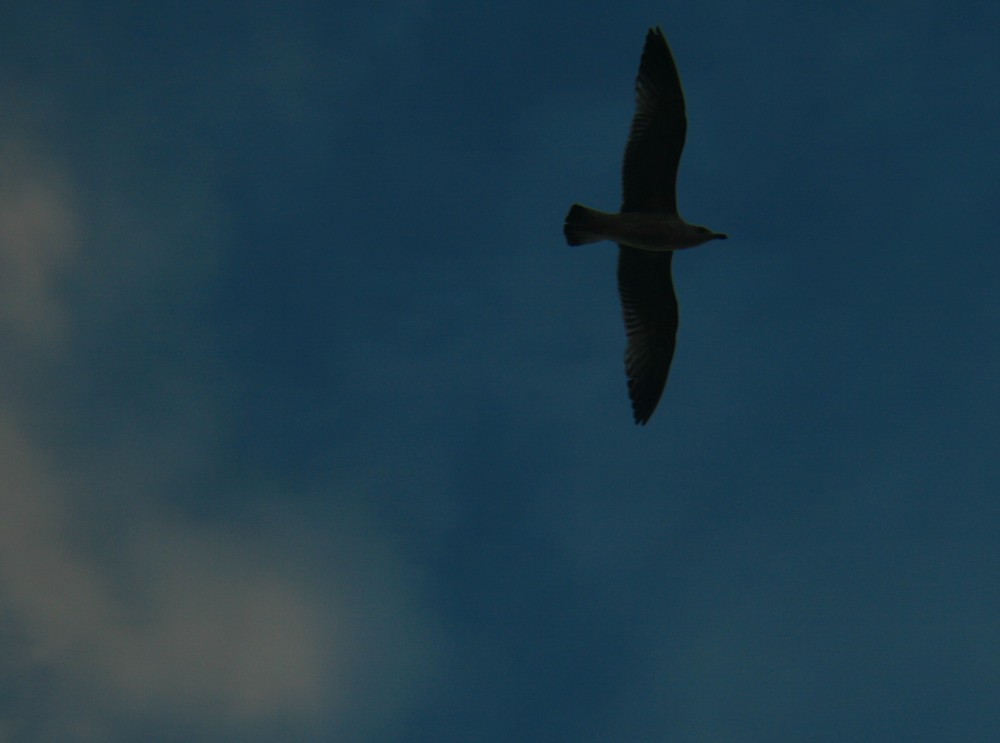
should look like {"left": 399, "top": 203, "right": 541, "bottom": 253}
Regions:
{"left": 2, "top": 1, "right": 999, "bottom": 741}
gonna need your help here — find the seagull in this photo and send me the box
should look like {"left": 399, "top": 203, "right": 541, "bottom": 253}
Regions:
{"left": 563, "top": 27, "right": 727, "bottom": 425}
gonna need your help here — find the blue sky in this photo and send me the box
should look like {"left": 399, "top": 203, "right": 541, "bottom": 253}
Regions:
{"left": 2, "top": 1, "right": 999, "bottom": 741}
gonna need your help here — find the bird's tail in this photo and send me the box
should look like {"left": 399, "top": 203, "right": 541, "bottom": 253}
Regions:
{"left": 563, "top": 204, "right": 607, "bottom": 246}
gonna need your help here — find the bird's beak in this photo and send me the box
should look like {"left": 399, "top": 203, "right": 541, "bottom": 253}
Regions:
{"left": 714, "top": 233, "right": 728, "bottom": 240}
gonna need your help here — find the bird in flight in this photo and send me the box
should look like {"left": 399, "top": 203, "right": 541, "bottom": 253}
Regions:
{"left": 564, "top": 27, "right": 727, "bottom": 425}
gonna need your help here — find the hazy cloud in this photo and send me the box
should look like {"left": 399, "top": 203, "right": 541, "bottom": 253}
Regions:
{"left": 0, "top": 139, "right": 78, "bottom": 347}
{"left": 0, "top": 84, "right": 436, "bottom": 743}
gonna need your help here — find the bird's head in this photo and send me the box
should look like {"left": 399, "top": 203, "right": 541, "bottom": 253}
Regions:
{"left": 684, "top": 224, "right": 728, "bottom": 247}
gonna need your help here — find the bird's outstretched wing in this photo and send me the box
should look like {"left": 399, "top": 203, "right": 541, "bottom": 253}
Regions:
{"left": 617, "top": 246, "right": 678, "bottom": 424}
{"left": 621, "top": 27, "right": 687, "bottom": 214}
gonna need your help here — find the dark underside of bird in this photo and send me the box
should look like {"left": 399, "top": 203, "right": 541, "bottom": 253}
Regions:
{"left": 562, "top": 26, "right": 726, "bottom": 425}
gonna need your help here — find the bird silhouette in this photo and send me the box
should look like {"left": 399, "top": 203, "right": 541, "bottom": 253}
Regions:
{"left": 564, "top": 27, "right": 727, "bottom": 424}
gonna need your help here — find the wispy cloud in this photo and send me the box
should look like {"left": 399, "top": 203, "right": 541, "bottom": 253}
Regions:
{"left": 0, "top": 139, "right": 78, "bottom": 347}
{"left": 0, "top": 96, "right": 437, "bottom": 742}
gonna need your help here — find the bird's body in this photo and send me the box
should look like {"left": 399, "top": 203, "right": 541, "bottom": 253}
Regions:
{"left": 564, "top": 204, "right": 720, "bottom": 252}
{"left": 563, "top": 26, "right": 726, "bottom": 424}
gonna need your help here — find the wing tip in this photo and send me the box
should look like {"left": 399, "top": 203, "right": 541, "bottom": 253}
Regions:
{"left": 628, "top": 381, "right": 663, "bottom": 425}
{"left": 632, "top": 411, "right": 652, "bottom": 426}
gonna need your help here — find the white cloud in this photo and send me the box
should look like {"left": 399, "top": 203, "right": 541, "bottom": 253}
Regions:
{"left": 0, "top": 411, "right": 330, "bottom": 731}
